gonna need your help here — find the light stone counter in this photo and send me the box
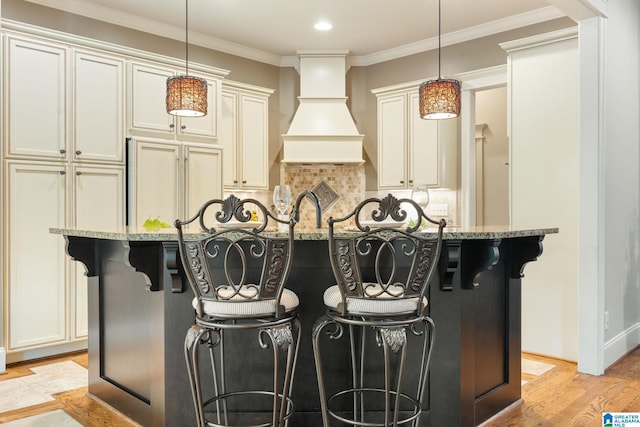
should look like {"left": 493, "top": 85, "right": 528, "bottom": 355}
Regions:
{"left": 51, "top": 224, "right": 558, "bottom": 241}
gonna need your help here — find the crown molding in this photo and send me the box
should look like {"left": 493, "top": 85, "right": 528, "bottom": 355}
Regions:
{"left": 23, "top": 0, "right": 566, "bottom": 68}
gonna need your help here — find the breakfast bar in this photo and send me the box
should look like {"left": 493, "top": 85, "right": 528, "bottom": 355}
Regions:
{"left": 52, "top": 226, "right": 557, "bottom": 426}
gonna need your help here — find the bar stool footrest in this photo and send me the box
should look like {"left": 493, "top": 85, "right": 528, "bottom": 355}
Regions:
{"left": 326, "top": 387, "right": 422, "bottom": 426}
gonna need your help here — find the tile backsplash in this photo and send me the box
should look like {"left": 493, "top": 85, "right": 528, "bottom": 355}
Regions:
{"left": 224, "top": 163, "right": 457, "bottom": 229}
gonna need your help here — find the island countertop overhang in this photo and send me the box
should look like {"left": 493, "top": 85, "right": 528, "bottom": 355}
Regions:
{"left": 51, "top": 225, "right": 558, "bottom": 241}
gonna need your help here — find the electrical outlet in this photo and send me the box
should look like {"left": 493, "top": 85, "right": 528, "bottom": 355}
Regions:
{"left": 605, "top": 310, "right": 610, "bottom": 330}
{"left": 427, "top": 203, "right": 449, "bottom": 216}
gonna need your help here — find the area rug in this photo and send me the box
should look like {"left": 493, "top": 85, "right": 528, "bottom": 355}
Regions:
{"left": 521, "top": 357, "right": 556, "bottom": 385}
{"left": 0, "top": 409, "right": 82, "bottom": 426}
{"left": 0, "top": 361, "right": 87, "bottom": 413}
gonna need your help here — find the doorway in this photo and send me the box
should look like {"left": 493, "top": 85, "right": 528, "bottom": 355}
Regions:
{"left": 475, "top": 87, "right": 509, "bottom": 226}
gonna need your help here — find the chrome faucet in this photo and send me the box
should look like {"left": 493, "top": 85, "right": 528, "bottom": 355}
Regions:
{"left": 292, "top": 190, "right": 322, "bottom": 228}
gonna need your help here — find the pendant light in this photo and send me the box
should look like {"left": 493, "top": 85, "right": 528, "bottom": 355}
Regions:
{"left": 419, "top": 0, "right": 460, "bottom": 120}
{"left": 166, "top": 0, "right": 207, "bottom": 117}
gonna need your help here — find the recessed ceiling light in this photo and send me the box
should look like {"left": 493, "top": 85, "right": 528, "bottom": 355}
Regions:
{"left": 314, "top": 21, "right": 332, "bottom": 31}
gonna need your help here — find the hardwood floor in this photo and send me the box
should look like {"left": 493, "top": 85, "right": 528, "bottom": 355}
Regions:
{"left": 1, "top": 347, "right": 639, "bottom": 426}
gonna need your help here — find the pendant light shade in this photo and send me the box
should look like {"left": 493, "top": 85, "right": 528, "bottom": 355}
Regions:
{"left": 419, "top": 78, "right": 460, "bottom": 119}
{"left": 166, "top": 75, "right": 207, "bottom": 117}
{"left": 166, "top": 0, "right": 207, "bottom": 117}
{"left": 419, "top": 0, "right": 460, "bottom": 120}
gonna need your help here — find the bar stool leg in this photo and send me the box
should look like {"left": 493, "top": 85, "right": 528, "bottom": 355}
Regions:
{"left": 185, "top": 325, "right": 207, "bottom": 427}
{"left": 312, "top": 316, "right": 339, "bottom": 427}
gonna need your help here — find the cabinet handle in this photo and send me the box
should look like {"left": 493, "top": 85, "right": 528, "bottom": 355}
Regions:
{"left": 400, "top": 180, "right": 405, "bottom": 184}
{"left": 181, "top": 125, "right": 186, "bottom": 130}
{"left": 233, "top": 180, "right": 238, "bottom": 184}
{"left": 169, "top": 123, "right": 175, "bottom": 129}
{"left": 59, "top": 149, "right": 66, "bottom": 155}
{"left": 76, "top": 171, "right": 82, "bottom": 176}
{"left": 242, "top": 180, "right": 247, "bottom": 184}
{"left": 59, "top": 170, "right": 66, "bottom": 175}
{"left": 75, "top": 150, "right": 82, "bottom": 155}
{"left": 409, "top": 180, "right": 413, "bottom": 185}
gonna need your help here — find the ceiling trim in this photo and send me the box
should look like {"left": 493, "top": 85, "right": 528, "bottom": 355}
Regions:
{"left": 24, "top": 0, "right": 566, "bottom": 68}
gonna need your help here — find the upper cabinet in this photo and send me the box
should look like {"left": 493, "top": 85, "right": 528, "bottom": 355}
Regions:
{"left": 73, "top": 50, "right": 125, "bottom": 163}
{"left": 3, "top": 34, "right": 126, "bottom": 163}
{"left": 220, "top": 81, "right": 273, "bottom": 190}
{"left": 373, "top": 82, "right": 458, "bottom": 190}
{"left": 4, "top": 35, "right": 67, "bottom": 160}
{"left": 128, "top": 61, "right": 222, "bottom": 141}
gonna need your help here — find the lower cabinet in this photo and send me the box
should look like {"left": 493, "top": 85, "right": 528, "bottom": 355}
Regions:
{"left": 2, "top": 160, "right": 124, "bottom": 361}
{"left": 127, "top": 138, "right": 223, "bottom": 228}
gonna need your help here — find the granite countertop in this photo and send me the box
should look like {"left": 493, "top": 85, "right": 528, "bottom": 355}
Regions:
{"left": 50, "top": 225, "right": 559, "bottom": 241}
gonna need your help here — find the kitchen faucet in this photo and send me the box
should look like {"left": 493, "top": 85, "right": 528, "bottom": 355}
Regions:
{"left": 292, "top": 190, "right": 322, "bottom": 228}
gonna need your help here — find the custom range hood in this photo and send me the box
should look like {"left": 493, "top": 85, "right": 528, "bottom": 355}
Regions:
{"left": 282, "top": 50, "right": 364, "bottom": 164}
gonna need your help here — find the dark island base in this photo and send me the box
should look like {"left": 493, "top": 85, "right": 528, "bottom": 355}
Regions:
{"left": 66, "top": 236, "right": 544, "bottom": 426}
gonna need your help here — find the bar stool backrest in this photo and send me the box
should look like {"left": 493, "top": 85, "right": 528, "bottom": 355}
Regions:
{"left": 327, "top": 194, "right": 446, "bottom": 316}
{"left": 175, "top": 195, "right": 295, "bottom": 319}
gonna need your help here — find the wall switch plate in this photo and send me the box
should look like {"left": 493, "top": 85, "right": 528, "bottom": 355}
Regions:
{"left": 427, "top": 203, "right": 448, "bottom": 216}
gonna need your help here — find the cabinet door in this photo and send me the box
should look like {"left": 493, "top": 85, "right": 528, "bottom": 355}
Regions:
{"left": 74, "top": 51, "right": 125, "bottom": 163}
{"left": 240, "top": 94, "right": 268, "bottom": 189}
{"left": 377, "top": 94, "right": 407, "bottom": 189}
{"left": 72, "top": 165, "right": 125, "bottom": 339}
{"left": 5, "top": 161, "right": 67, "bottom": 350}
{"left": 5, "top": 36, "right": 67, "bottom": 160}
{"left": 183, "top": 144, "right": 222, "bottom": 218}
{"left": 409, "top": 92, "right": 439, "bottom": 187}
{"left": 178, "top": 75, "right": 220, "bottom": 139}
{"left": 129, "top": 63, "right": 176, "bottom": 135}
{"left": 129, "top": 140, "right": 181, "bottom": 227}
{"left": 220, "top": 90, "right": 238, "bottom": 187}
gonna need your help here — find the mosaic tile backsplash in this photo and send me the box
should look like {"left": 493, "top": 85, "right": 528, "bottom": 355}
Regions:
{"left": 282, "top": 163, "right": 365, "bottom": 228}
{"left": 223, "top": 163, "right": 457, "bottom": 229}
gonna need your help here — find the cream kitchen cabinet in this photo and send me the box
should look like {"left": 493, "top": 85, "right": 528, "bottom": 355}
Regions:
{"left": 3, "top": 160, "right": 124, "bottom": 360}
{"left": 373, "top": 83, "right": 458, "bottom": 190}
{"left": 127, "top": 138, "right": 223, "bottom": 228}
{"left": 128, "top": 62, "right": 222, "bottom": 141}
{"left": 73, "top": 50, "right": 125, "bottom": 163}
{"left": 4, "top": 35, "right": 125, "bottom": 163}
{"left": 71, "top": 164, "right": 125, "bottom": 339}
{"left": 220, "top": 81, "right": 272, "bottom": 190}
{"left": 4, "top": 34, "right": 67, "bottom": 160}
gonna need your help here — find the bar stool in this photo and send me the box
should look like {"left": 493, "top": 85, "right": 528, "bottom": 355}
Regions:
{"left": 312, "top": 194, "right": 446, "bottom": 427}
{"left": 175, "top": 195, "right": 301, "bottom": 427}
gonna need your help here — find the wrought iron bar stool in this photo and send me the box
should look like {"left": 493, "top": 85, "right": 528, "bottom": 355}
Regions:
{"left": 176, "top": 194, "right": 305, "bottom": 427}
{"left": 312, "top": 194, "right": 446, "bottom": 427}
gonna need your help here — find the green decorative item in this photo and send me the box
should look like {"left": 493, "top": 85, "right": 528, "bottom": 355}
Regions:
{"left": 143, "top": 216, "right": 171, "bottom": 231}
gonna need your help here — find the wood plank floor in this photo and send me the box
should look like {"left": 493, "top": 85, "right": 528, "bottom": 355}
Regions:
{"left": 1, "top": 347, "right": 639, "bottom": 426}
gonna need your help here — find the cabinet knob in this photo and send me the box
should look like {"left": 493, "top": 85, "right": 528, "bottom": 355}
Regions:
{"left": 400, "top": 180, "right": 405, "bottom": 184}
{"left": 59, "top": 149, "right": 66, "bottom": 155}
{"left": 242, "top": 180, "right": 247, "bottom": 184}
{"left": 59, "top": 170, "right": 66, "bottom": 175}
{"left": 75, "top": 150, "right": 82, "bottom": 155}
{"left": 181, "top": 125, "right": 186, "bottom": 130}
{"left": 409, "top": 180, "right": 413, "bottom": 184}
{"left": 76, "top": 171, "right": 82, "bottom": 176}
{"left": 169, "top": 123, "right": 175, "bottom": 129}
{"left": 233, "top": 180, "right": 238, "bottom": 184}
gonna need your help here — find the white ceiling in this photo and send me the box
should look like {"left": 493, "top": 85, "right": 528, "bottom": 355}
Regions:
{"left": 23, "top": 0, "right": 566, "bottom": 66}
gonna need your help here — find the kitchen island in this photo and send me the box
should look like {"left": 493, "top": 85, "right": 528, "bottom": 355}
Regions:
{"left": 51, "top": 225, "right": 557, "bottom": 426}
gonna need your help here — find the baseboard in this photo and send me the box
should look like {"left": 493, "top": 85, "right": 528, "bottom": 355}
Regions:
{"left": 0, "top": 347, "right": 6, "bottom": 374}
{"left": 6, "top": 340, "right": 87, "bottom": 365}
{"left": 604, "top": 322, "right": 640, "bottom": 368}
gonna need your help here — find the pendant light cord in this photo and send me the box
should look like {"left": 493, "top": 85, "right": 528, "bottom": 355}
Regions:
{"left": 437, "top": 0, "right": 441, "bottom": 79}
{"left": 185, "top": 0, "right": 190, "bottom": 76}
